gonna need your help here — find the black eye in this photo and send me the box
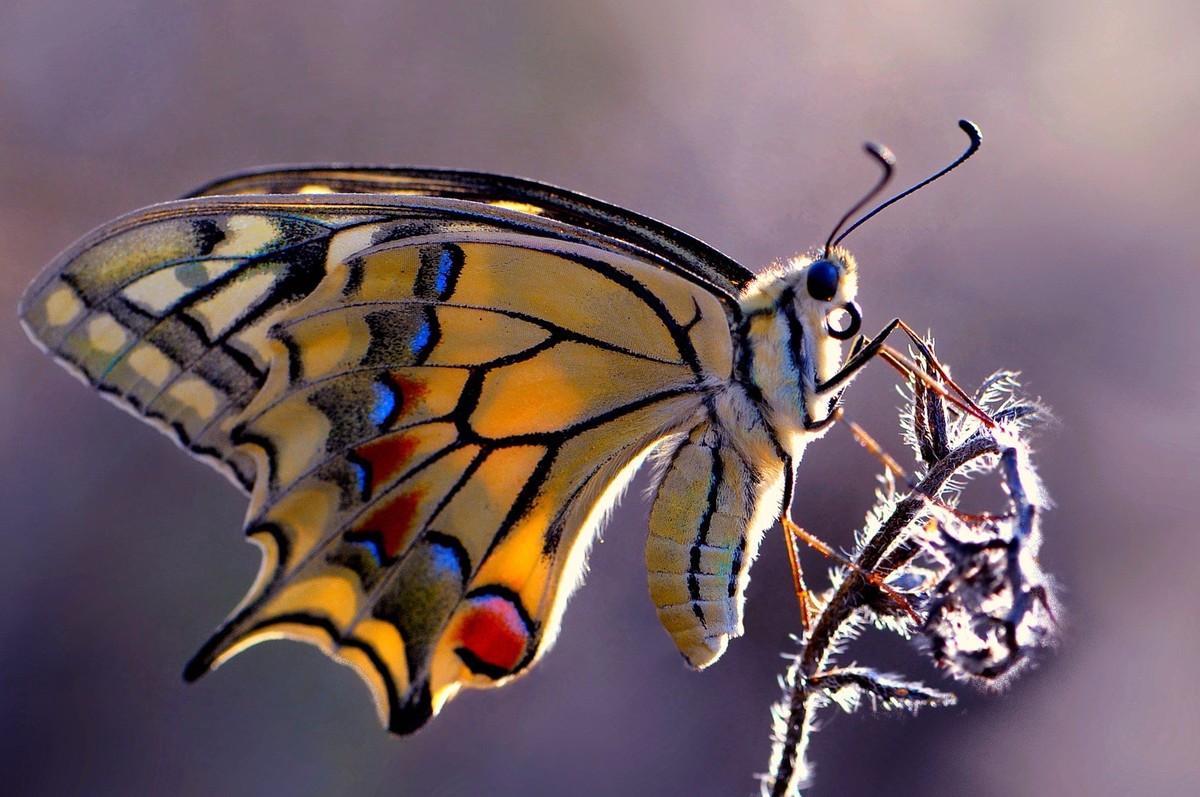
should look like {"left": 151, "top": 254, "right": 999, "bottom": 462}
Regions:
{"left": 806, "top": 260, "right": 839, "bottom": 301}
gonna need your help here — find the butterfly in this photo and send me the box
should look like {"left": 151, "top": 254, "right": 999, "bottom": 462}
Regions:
{"left": 18, "top": 122, "right": 980, "bottom": 734}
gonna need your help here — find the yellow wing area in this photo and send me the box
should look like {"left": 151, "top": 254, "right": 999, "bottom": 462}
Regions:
{"left": 20, "top": 196, "right": 735, "bottom": 732}
{"left": 19, "top": 208, "right": 360, "bottom": 488}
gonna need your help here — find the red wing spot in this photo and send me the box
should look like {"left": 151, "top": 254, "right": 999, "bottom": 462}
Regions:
{"left": 354, "top": 433, "right": 419, "bottom": 492}
{"left": 458, "top": 595, "right": 530, "bottom": 675}
{"left": 357, "top": 489, "right": 426, "bottom": 558}
{"left": 390, "top": 373, "right": 429, "bottom": 413}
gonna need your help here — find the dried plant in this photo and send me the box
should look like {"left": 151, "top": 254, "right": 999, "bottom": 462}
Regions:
{"left": 760, "top": 345, "right": 1057, "bottom": 796}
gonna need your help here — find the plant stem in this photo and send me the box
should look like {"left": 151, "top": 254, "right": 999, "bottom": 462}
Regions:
{"left": 767, "top": 431, "right": 1001, "bottom": 797}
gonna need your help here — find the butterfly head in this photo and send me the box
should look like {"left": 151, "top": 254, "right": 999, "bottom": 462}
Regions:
{"left": 795, "top": 245, "right": 862, "bottom": 342}
{"left": 737, "top": 247, "right": 864, "bottom": 442}
{"left": 741, "top": 246, "right": 862, "bottom": 345}
{"left": 743, "top": 246, "right": 862, "bottom": 343}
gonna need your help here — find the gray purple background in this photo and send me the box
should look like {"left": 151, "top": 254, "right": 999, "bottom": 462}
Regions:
{"left": 2, "top": 2, "right": 1196, "bottom": 795}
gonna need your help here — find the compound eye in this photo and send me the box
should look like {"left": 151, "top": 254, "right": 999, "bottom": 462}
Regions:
{"left": 806, "top": 260, "right": 839, "bottom": 301}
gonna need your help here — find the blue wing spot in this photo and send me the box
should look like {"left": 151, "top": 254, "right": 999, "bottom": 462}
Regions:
{"left": 422, "top": 531, "right": 472, "bottom": 586}
{"left": 410, "top": 321, "right": 431, "bottom": 358}
{"left": 429, "top": 540, "right": 465, "bottom": 580}
{"left": 354, "top": 537, "right": 383, "bottom": 565}
{"left": 370, "top": 379, "right": 397, "bottom": 427}
{"left": 350, "top": 457, "right": 369, "bottom": 497}
{"left": 435, "top": 250, "right": 454, "bottom": 296}
{"left": 416, "top": 243, "right": 462, "bottom": 301}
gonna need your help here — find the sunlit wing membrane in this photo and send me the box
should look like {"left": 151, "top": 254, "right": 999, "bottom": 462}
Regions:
{"left": 19, "top": 188, "right": 744, "bottom": 732}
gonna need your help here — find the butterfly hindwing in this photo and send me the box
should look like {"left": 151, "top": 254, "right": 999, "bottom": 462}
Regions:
{"left": 20, "top": 186, "right": 743, "bottom": 732}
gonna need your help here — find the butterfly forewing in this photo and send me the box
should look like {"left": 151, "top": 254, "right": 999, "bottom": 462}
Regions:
{"left": 186, "top": 165, "right": 756, "bottom": 300}
{"left": 19, "top": 205, "right": 373, "bottom": 488}
{"left": 20, "top": 185, "right": 748, "bottom": 732}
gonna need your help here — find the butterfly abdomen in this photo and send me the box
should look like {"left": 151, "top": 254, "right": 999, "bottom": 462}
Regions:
{"left": 646, "top": 394, "right": 788, "bottom": 667}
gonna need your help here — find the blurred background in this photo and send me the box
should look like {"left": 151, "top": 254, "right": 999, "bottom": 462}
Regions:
{"left": 2, "top": 1, "right": 1197, "bottom": 795}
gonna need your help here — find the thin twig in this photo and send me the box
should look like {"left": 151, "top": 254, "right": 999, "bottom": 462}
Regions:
{"left": 765, "top": 432, "right": 1000, "bottom": 797}
{"left": 761, "top": 353, "right": 1055, "bottom": 796}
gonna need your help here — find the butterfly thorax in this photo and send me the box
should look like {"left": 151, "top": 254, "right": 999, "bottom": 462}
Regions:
{"left": 732, "top": 249, "right": 859, "bottom": 460}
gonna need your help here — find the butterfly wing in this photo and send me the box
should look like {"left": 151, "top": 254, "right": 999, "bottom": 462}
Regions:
{"left": 186, "top": 165, "right": 756, "bottom": 299}
{"left": 20, "top": 182, "right": 750, "bottom": 732}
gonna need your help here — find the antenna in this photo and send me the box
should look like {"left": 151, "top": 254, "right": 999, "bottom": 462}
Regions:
{"left": 831, "top": 119, "right": 982, "bottom": 250}
{"left": 824, "top": 143, "right": 895, "bottom": 256}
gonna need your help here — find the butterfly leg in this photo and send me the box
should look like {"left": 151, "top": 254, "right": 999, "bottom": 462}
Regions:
{"left": 876, "top": 319, "right": 996, "bottom": 428}
{"left": 815, "top": 317, "right": 902, "bottom": 396}
{"left": 799, "top": 319, "right": 901, "bottom": 432}
{"left": 814, "top": 317, "right": 995, "bottom": 429}
{"left": 782, "top": 515, "right": 813, "bottom": 631}
{"left": 782, "top": 517, "right": 921, "bottom": 624}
